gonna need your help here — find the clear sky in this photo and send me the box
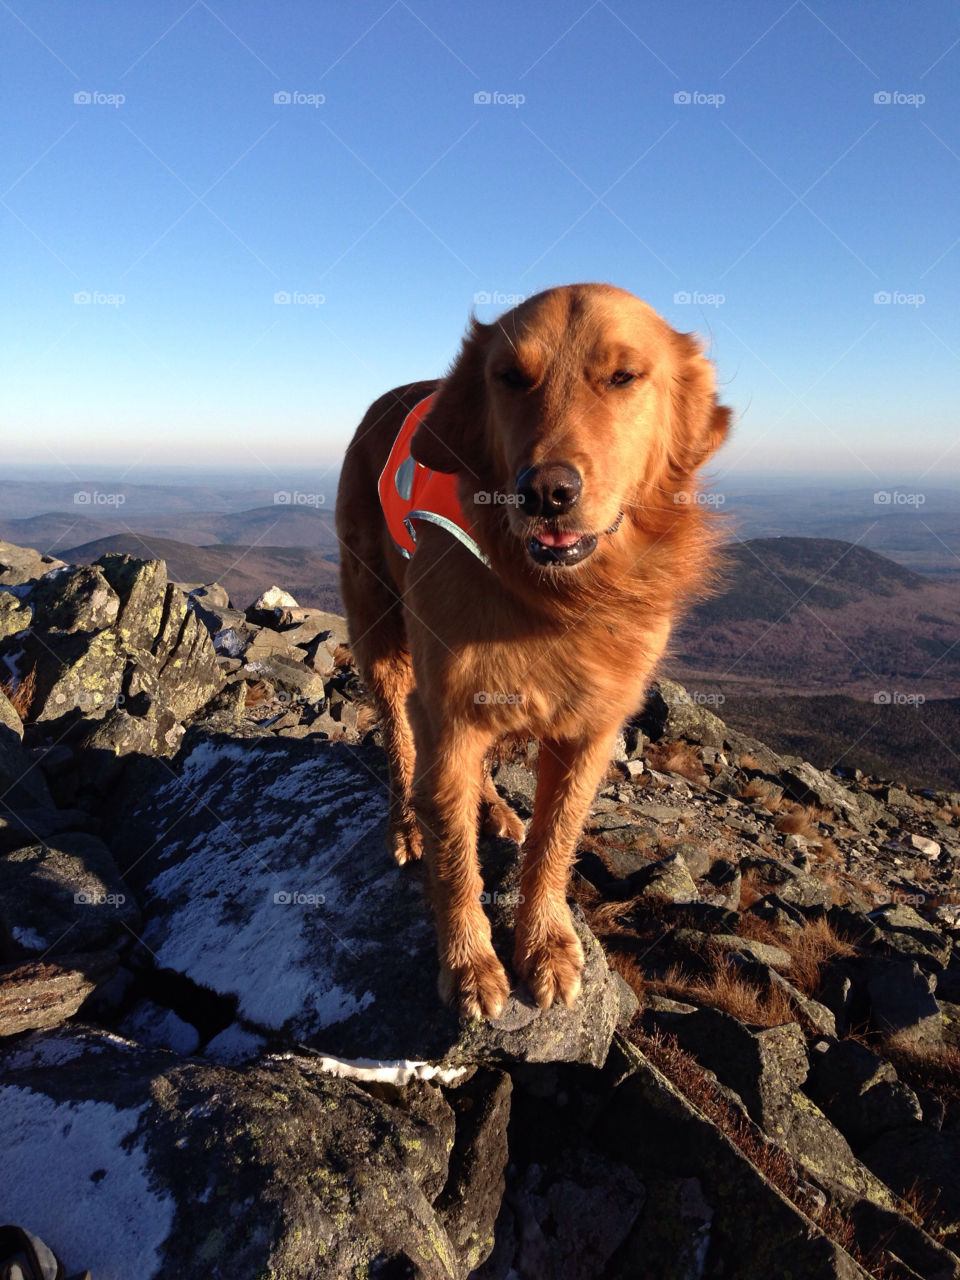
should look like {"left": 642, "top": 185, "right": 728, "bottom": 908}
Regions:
{"left": 2, "top": 0, "right": 959, "bottom": 486}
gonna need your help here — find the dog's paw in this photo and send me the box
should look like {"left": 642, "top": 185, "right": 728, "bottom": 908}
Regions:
{"left": 480, "top": 796, "right": 525, "bottom": 843}
{"left": 514, "top": 922, "right": 585, "bottom": 1010}
{"left": 387, "top": 819, "right": 423, "bottom": 866}
{"left": 438, "top": 949, "right": 511, "bottom": 1020}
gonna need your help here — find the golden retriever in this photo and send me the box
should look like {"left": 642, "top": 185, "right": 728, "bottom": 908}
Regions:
{"left": 335, "top": 283, "right": 730, "bottom": 1019}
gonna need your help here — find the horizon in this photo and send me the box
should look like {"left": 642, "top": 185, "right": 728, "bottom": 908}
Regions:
{"left": 2, "top": 1, "right": 959, "bottom": 482}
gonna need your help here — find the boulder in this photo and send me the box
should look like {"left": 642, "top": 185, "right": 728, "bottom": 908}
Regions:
{"left": 0, "top": 952, "right": 118, "bottom": 1036}
{"left": 0, "top": 541, "right": 65, "bottom": 587}
{"left": 0, "top": 589, "right": 32, "bottom": 639}
{"left": 110, "top": 735, "right": 631, "bottom": 1067}
{"left": 806, "top": 1037, "right": 923, "bottom": 1147}
{"left": 0, "top": 1027, "right": 510, "bottom": 1280}
{"left": 0, "top": 832, "right": 139, "bottom": 958}
{"left": 31, "top": 565, "right": 120, "bottom": 634}
{"left": 868, "top": 902, "right": 952, "bottom": 971}
{"left": 864, "top": 959, "right": 942, "bottom": 1042}
{"left": 638, "top": 679, "right": 727, "bottom": 748}
{"left": 780, "top": 761, "right": 875, "bottom": 832}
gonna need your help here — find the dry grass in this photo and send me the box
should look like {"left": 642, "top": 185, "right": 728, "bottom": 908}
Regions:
{"left": 1, "top": 665, "right": 36, "bottom": 720}
{"left": 633, "top": 1028, "right": 896, "bottom": 1278}
{"left": 738, "top": 751, "right": 761, "bottom": 771}
{"left": 645, "top": 740, "right": 707, "bottom": 784}
{"left": 881, "top": 1033, "right": 960, "bottom": 1107}
{"left": 779, "top": 917, "right": 857, "bottom": 995}
{"left": 739, "top": 778, "right": 783, "bottom": 811}
{"left": 738, "top": 880, "right": 765, "bottom": 910}
{"left": 774, "top": 801, "right": 830, "bottom": 840}
{"left": 647, "top": 956, "right": 796, "bottom": 1027}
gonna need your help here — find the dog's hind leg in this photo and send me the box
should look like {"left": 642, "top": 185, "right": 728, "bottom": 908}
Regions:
{"left": 339, "top": 545, "right": 422, "bottom": 866}
{"left": 479, "top": 770, "right": 525, "bottom": 843}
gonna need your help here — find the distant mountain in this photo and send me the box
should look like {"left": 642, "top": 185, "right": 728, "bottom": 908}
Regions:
{"left": 60, "top": 536, "right": 342, "bottom": 612}
{"left": 670, "top": 537, "right": 960, "bottom": 699}
{"left": 0, "top": 505, "right": 340, "bottom": 555}
{"left": 717, "top": 692, "right": 960, "bottom": 792}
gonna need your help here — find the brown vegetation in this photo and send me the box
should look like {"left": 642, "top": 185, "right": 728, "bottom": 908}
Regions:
{"left": 1, "top": 665, "right": 36, "bottom": 720}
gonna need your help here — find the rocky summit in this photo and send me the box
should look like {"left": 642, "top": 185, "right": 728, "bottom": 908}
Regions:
{"left": 0, "top": 539, "right": 958, "bottom": 1280}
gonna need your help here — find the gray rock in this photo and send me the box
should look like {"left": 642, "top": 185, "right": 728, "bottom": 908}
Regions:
{"left": 636, "top": 852, "right": 700, "bottom": 904}
{"left": 30, "top": 630, "right": 127, "bottom": 722}
{"left": 0, "top": 541, "right": 65, "bottom": 587}
{"left": 640, "top": 678, "right": 727, "bottom": 748}
{"left": 0, "top": 687, "right": 23, "bottom": 738}
{"left": 868, "top": 902, "right": 952, "bottom": 971}
{"left": 110, "top": 736, "right": 630, "bottom": 1067}
{"left": 741, "top": 854, "right": 834, "bottom": 909}
{"left": 0, "top": 832, "right": 140, "bottom": 956}
{"left": 780, "top": 761, "right": 873, "bottom": 832}
{"left": 0, "top": 588, "right": 31, "bottom": 639}
{"left": 807, "top": 1037, "right": 923, "bottom": 1147}
{"left": 0, "top": 1026, "right": 506, "bottom": 1280}
{"left": 499, "top": 1150, "right": 644, "bottom": 1279}
{"left": 32, "top": 565, "right": 120, "bottom": 634}
{"left": 0, "top": 952, "right": 118, "bottom": 1036}
{"left": 0, "top": 807, "right": 99, "bottom": 855}
{"left": 242, "top": 652, "right": 326, "bottom": 705}
{"left": 865, "top": 958, "right": 942, "bottom": 1041}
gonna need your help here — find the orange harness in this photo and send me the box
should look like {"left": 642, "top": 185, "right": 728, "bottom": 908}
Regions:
{"left": 378, "top": 393, "right": 489, "bottom": 566}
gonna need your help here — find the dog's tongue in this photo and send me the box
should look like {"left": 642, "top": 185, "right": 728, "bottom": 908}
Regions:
{"left": 535, "top": 529, "right": 582, "bottom": 548}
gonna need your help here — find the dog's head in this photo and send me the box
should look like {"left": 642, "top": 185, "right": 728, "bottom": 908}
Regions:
{"left": 410, "top": 283, "right": 731, "bottom": 571}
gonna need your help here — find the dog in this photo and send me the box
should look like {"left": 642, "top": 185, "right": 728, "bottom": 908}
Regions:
{"left": 335, "top": 283, "right": 730, "bottom": 1019}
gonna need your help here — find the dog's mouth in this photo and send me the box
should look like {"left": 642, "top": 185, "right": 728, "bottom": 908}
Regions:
{"left": 525, "top": 512, "right": 623, "bottom": 568}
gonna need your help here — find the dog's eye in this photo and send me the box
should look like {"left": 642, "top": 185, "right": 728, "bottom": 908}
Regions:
{"left": 608, "top": 369, "right": 637, "bottom": 387}
{"left": 498, "top": 366, "right": 531, "bottom": 389}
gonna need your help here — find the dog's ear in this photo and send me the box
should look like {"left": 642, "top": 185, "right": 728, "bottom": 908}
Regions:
{"left": 410, "top": 317, "right": 491, "bottom": 476}
{"left": 667, "top": 331, "right": 731, "bottom": 476}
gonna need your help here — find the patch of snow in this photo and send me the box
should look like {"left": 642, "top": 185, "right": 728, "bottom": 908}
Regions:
{"left": 2, "top": 1030, "right": 143, "bottom": 1073}
{"left": 204, "top": 1023, "right": 268, "bottom": 1064}
{"left": 11, "top": 924, "right": 46, "bottom": 950}
{"left": 0, "top": 1087, "right": 175, "bottom": 1280}
{"left": 142, "top": 748, "right": 390, "bottom": 1031}
{"left": 120, "top": 1003, "right": 200, "bottom": 1056}
{"left": 280, "top": 1050, "right": 469, "bottom": 1088}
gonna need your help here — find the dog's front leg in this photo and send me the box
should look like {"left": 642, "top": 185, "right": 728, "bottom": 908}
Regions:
{"left": 514, "top": 729, "right": 619, "bottom": 1009}
{"left": 410, "top": 698, "right": 510, "bottom": 1020}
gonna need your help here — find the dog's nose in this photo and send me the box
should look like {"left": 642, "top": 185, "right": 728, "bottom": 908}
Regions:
{"left": 515, "top": 463, "right": 582, "bottom": 517}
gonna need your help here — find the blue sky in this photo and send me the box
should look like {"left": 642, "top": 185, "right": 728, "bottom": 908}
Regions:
{"left": 2, "top": 0, "right": 958, "bottom": 484}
